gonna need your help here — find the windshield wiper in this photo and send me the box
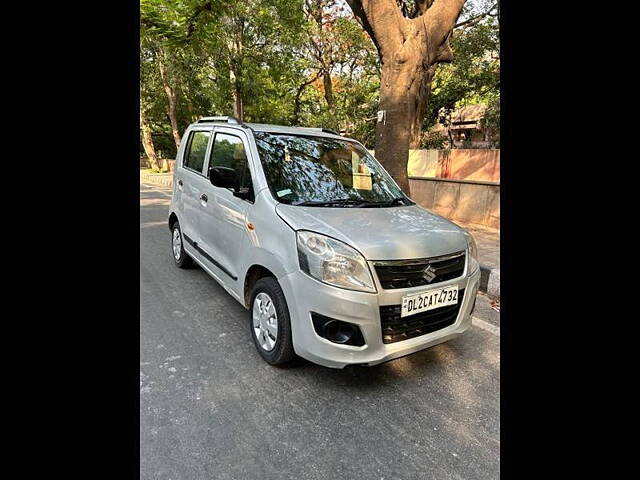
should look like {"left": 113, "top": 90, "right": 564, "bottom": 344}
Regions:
{"left": 294, "top": 199, "right": 367, "bottom": 207}
{"left": 294, "top": 197, "right": 413, "bottom": 208}
{"left": 359, "top": 197, "right": 414, "bottom": 208}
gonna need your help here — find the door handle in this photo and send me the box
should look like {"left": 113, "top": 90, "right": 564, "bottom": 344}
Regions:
{"left": 200, "top": 193, "right": 208, "bottom": 205}
{"left": 177, "top": 179, "right": 183, "bottom": 190}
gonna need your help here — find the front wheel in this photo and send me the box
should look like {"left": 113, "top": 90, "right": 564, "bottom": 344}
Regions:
{"left": 171, "top": 221, "right": 193, "bottom": 269}
{"left": 250, "top": 277, "right": 295, "bottom": 365}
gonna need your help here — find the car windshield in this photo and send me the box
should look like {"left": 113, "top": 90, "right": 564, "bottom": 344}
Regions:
{"left": 253, "top": 132, "right": 409, "bottom": 207}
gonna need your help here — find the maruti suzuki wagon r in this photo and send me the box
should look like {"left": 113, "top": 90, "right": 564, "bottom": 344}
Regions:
{"left": 168, "top": 116, "right": 481, "bottom": 368}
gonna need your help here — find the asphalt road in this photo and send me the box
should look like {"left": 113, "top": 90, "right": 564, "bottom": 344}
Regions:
{"left": 140, "top": 182, "right": 500, "bottom": 480}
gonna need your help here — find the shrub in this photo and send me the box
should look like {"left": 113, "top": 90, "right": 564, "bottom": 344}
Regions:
{"left": 420, "top": 131, "right": 449, "bottom": 149}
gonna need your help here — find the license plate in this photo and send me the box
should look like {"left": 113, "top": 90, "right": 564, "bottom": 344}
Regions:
{"left": 401, "top": 285, "right": 459, "bottom": 318}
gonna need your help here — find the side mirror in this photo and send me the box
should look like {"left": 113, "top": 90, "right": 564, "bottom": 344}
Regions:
{"left": 208, "top": 166, "right": 239, "bottom": 191}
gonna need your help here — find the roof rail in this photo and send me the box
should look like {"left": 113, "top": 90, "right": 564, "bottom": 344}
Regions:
{"left": 197, "top": 116, "right": 241, "bottom": 124}
{"left": 300, "top": 127, "right": 340, "bottom": 136}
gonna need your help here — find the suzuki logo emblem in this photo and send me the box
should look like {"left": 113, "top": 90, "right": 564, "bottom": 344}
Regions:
{"left": 423, "top": 265, "right": 437, "bottom": 282}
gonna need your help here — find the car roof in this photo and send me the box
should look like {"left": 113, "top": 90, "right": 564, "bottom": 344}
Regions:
{"left": 191, "top": 120, "right": 348, "bottom": 140}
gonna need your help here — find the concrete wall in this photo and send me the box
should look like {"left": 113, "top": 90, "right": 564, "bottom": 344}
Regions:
{"left": 409, "top": 177, "right": 500, "bottom": 229}
{"left": 407, "top": 149, "right": 500, "bottom": 183}
{"left": 406, "top": 149, "right": 499, "bottom": 228}
{"left": 140, "top": 169, "right": 174, "bottom": 188}
{"left": 140, "top": 157, "right": 176, "bottom": 172}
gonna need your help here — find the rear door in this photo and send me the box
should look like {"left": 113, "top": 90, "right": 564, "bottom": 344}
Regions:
{"left": 175, "top": 127, "right": 213, "bottom": 248}
{"left": 198, "top": 128, "right": 255, "bottom": 283}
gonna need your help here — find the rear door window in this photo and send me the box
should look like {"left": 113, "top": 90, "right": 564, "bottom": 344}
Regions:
{"left": 183, "top": 131, "right": 211, "bottom": 174}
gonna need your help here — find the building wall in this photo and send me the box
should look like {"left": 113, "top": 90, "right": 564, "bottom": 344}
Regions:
{"left": 409, "top": 177, "right": 500, "bottom": 229}
{"left": 406, "top": 149, "right": 500, "bottom": 229}
{"left": 407, "top": 149, "right": 500, "bottom": 183}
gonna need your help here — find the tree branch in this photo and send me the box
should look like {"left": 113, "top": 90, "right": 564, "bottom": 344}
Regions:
{"left": 346, "top": 0, "right": 405, "bottom": 61}
{"left": 454, "top": 2, "right": 497, "bottom": 29}
{"left": 422, "top": 0, "right": 466, "bottom": 53}
{"left": 433, "top": 34, "right": 453, "bottom": 62}
{"left": 291, "top": 70, "right": 323, "bottom": 124}
{"left": 346, "top": 0, "right": 382, "bottom": 57}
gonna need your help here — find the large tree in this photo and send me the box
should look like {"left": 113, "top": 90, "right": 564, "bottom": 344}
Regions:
{"left": 141, "top": 0, "right": 187, "bottom": 150}
{"left": 345, "top": 0, "right": 466, "bottom": 193}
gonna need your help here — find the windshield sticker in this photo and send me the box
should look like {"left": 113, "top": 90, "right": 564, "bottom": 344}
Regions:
{"left": 277, "top": 188, "right": 293, "bottom": 197}
{"left": 352, "top": 173, "right": 372, "bottom": 190}
{"left": 351, "top": 152, "right": 370, "bottom": 175}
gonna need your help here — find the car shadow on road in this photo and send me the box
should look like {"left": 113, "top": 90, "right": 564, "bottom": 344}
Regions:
{"left": 273, "top": 339, "right": 468, "bottom": 389}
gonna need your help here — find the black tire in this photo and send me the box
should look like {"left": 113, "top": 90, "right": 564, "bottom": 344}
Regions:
{"left": 171, "top": 221, "right": 194, "bottom": 269}
{"left": 249, "top": 277, "right": 296, "bottom": 365}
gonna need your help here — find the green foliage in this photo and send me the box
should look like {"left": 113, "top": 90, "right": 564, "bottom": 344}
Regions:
{"left": 140, "top": 0, "right": 499, "bottom": 157}
{"left": 425, "top": 11, "right": 499, "bottom": 132}
{"left": 480, "top": 94, "right": 500, "bottom": 148}
{"left": 420, "top": 131, "right": 449, "bottom": 149}
{"left": 294, "top": 4, "right": 379, "bottom": 146}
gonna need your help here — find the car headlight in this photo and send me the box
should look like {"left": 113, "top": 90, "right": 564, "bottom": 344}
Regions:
{"left": 296, "top": 230, "right": 376, "bottom": 293}
{"left": 467, "top": 234, "right": 480, "bottom": 275}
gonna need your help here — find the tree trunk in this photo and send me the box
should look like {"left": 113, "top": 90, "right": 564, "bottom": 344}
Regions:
{"left": 409, "top": 68, "right": 435, "bottom": 148}
{"left": 157, "top": 49, "right": 182, "bottom": 149}
{"left": 323, "top": 71, "right": 335, "bottom": 109}
{"left": 140, "top": 110, "right": 160, "bottom": 171}
{"left": 292, "top": 86, "right": 304, "bottom": 125}
{"left": 292, "top": 82, "right": 307, "bottom": 125}
{"left": 230, "top": 69, "right": 244, "bottom": 121}
{"left": 345, "top": 0, "right": 465, "bottom": 195}
{"left": 376, "top": 58, "right": 431, "bottom": 194}
{"left": 376, "top": 85, "right": 409, "bottom": 193}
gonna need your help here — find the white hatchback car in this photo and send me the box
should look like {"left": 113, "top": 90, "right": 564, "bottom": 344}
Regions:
{"left": 169, "top": 116, "right": 481, "bottom": 368}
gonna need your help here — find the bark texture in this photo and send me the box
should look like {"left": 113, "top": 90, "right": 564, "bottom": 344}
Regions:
{"left": 157, "top": 48, "right": 182, "bottom": 149}
{"left": 230, "top": 69, "right": 244, "bottom": 120}
{"left": 323, "top": 71, "right": 335, "bottom": 108}
{"left": 346, "top": 0, "right": 465, "bottom": 194}
{"left": 140, "top": 110, "right": 160, "bottom": 171}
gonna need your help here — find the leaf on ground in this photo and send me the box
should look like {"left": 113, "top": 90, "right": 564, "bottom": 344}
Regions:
{"left": 490, "top": 298, "right": 500, "bottom": 312}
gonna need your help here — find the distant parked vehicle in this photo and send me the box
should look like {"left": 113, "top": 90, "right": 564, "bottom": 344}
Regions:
{"left": 168, "top": 116, "right": 480, "bottom": 368}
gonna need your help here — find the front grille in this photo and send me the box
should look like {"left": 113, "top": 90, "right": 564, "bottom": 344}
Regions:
{"left": 379, "top": 289, "right": 465, "bottom": 344}
{"left": 373, "top": 251, "right": 466, "bottom": 290}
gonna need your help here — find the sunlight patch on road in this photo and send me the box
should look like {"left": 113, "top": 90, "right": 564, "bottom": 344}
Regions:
{"left": 141, "top": 182, "right": 173, "bottom": 195}
{"left": 141, "top": 221, "right": 169, "bottom": 229}
{"left": 140, "top": 197, "right": 171, "bottom": 207}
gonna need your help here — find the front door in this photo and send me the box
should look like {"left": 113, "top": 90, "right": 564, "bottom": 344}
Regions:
{"left": 198, "top": 128, "right": 255, "bottom": 284}
{"left": 175, "top": 127, "right": 213, "bottom": 248}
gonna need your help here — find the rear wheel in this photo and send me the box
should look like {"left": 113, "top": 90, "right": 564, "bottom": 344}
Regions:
{"left": 171, "top": 221, "right": 193, "bottom": 269}
{"left": 250, "top": 277, "right": 295, "bottom": 365}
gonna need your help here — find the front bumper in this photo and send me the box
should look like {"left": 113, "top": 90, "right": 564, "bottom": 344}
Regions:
{"left": 279, "top": 265, "right": 481, "bottom": 368}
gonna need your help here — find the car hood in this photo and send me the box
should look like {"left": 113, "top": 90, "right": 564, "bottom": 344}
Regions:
{"left": 275, "top": 203, "right": 469, "bottom": 260}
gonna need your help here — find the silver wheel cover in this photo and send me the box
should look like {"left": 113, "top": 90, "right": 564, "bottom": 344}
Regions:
{"left": 172, "top": 228, "right": 182, "bottom": 261}
{"left": 252, "top": 292, "right": 278, "bottom": 351}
